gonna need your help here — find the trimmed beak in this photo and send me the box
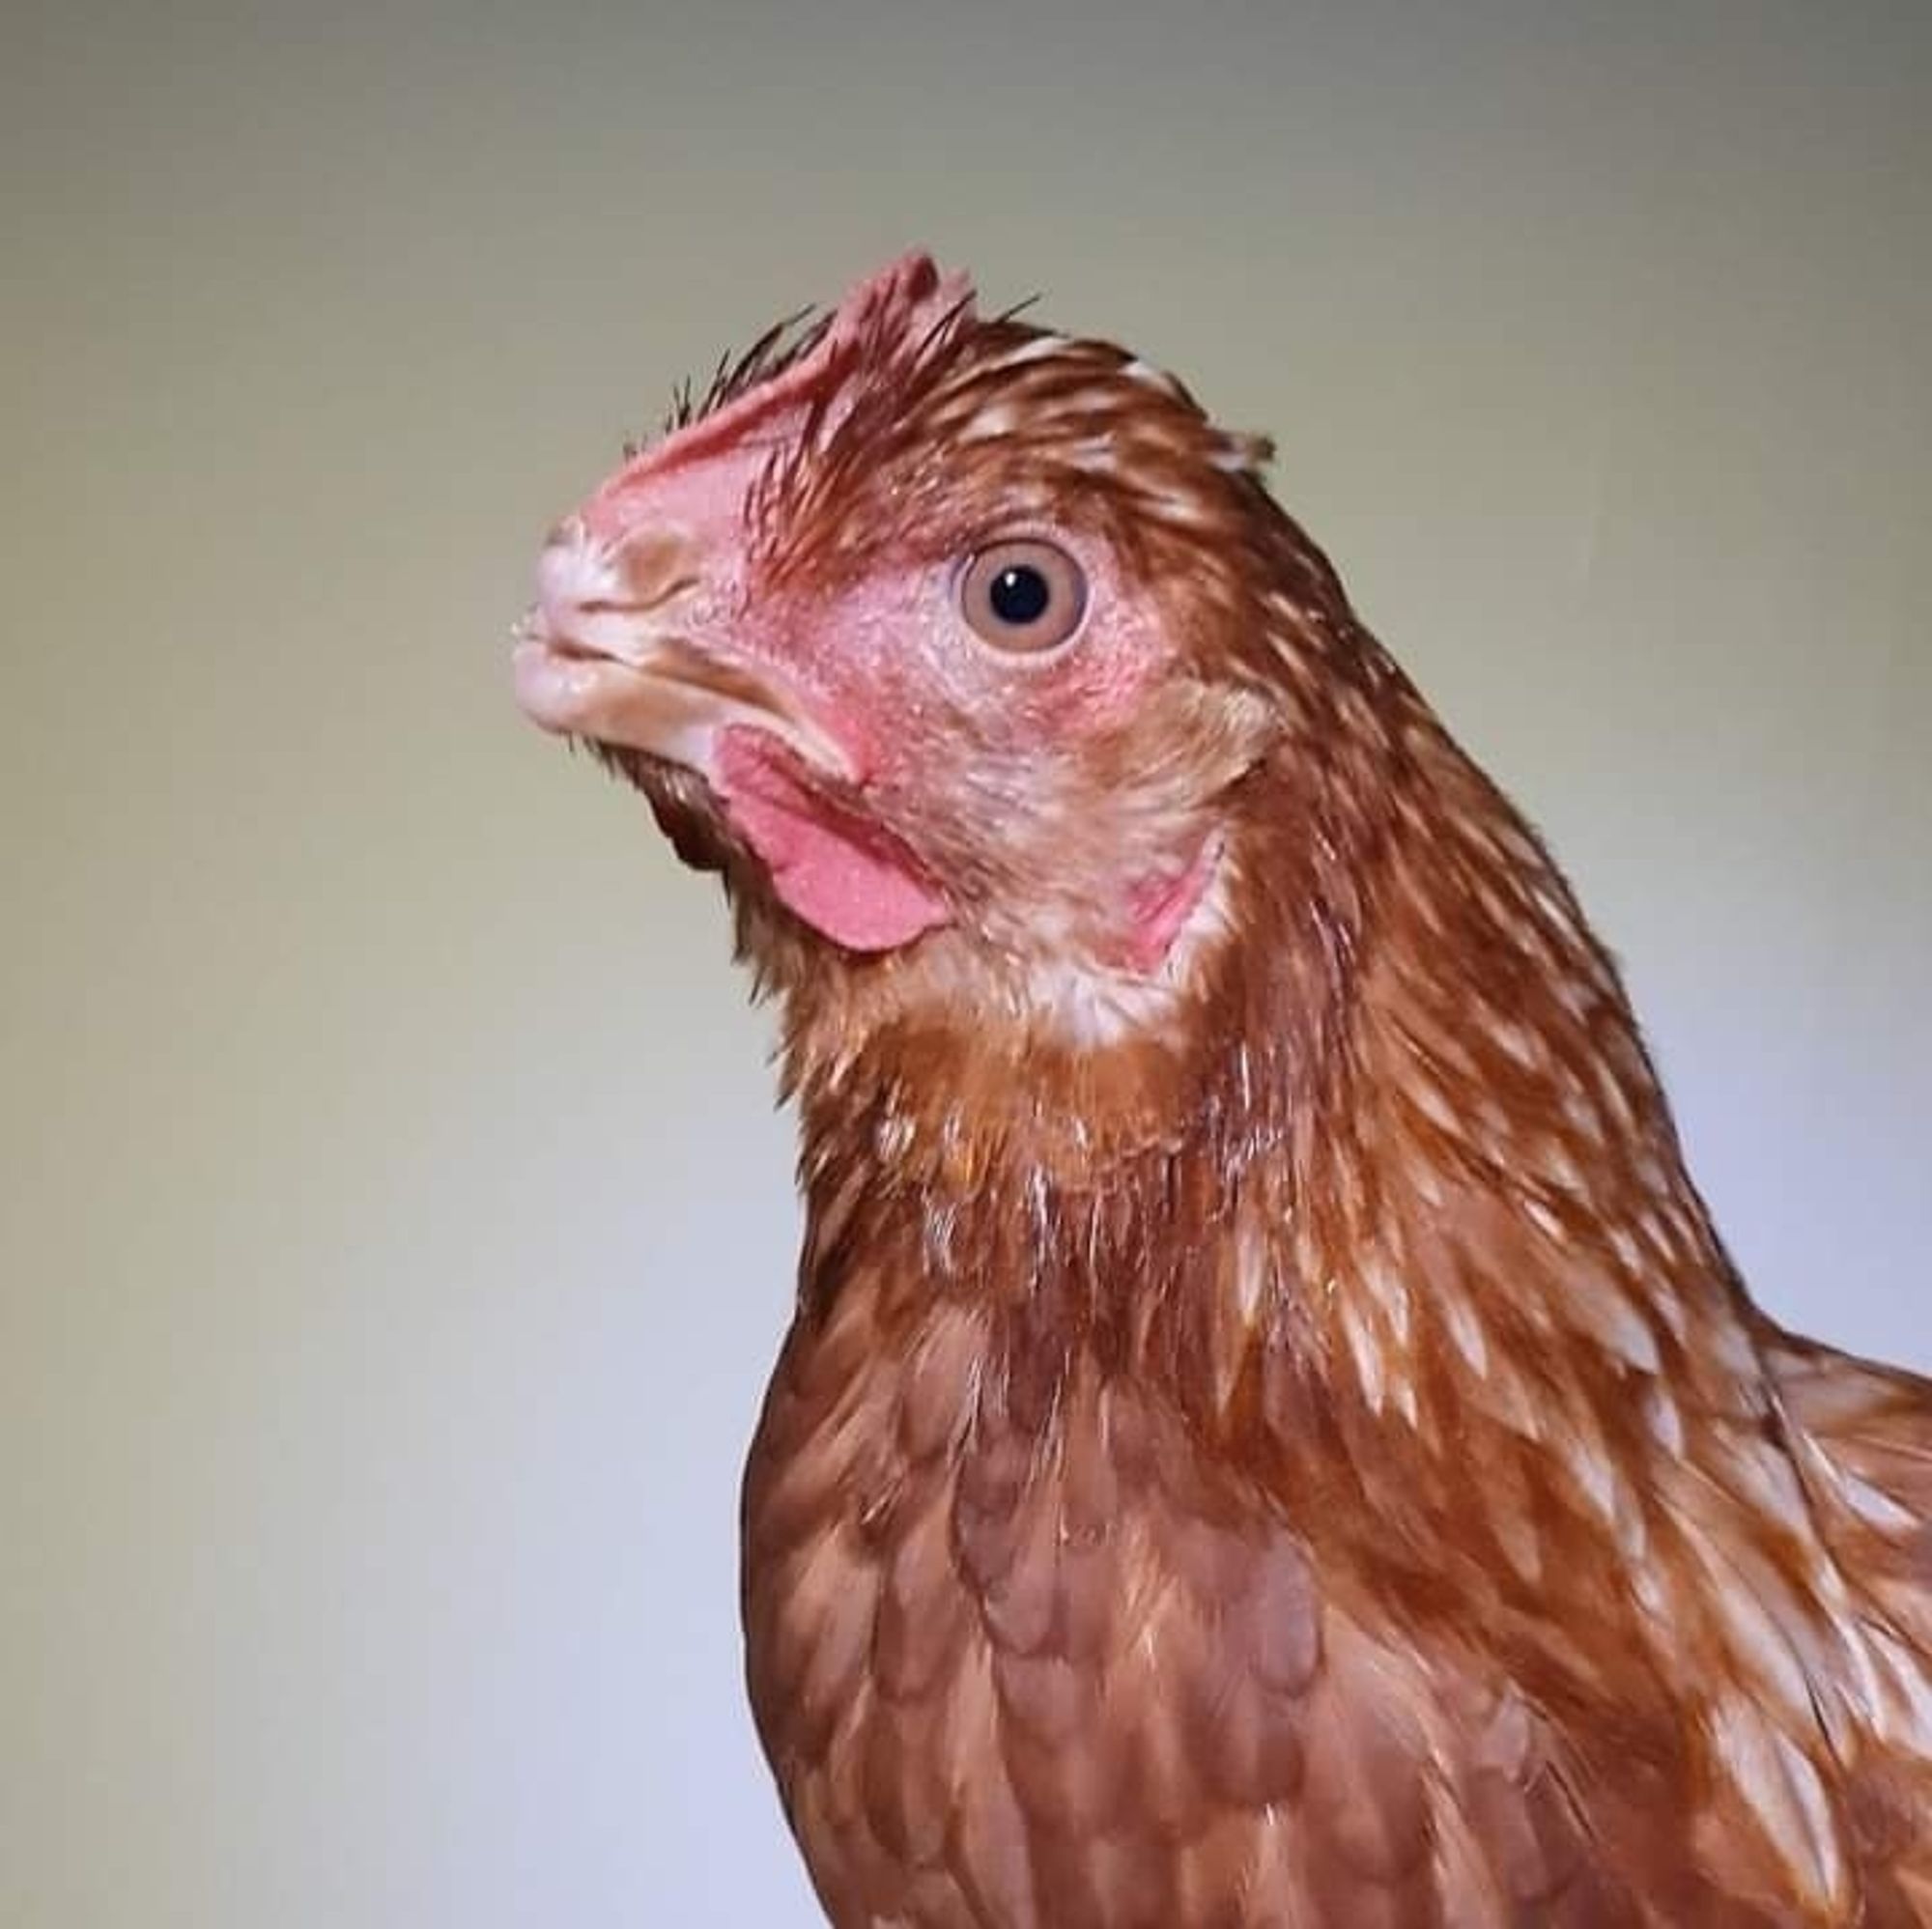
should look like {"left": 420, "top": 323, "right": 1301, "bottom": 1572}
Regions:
{"left": 511, "top": 518, "right": 851, "bottom": 784}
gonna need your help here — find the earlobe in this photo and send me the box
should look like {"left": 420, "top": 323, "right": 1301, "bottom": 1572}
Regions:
{"left": 1118, "top": 831, "right": 1227, "bottom": 977}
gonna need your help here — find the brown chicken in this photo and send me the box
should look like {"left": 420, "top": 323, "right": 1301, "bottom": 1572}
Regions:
{"left": 513, "top": 252, "right": 1932, "bottom": 1925}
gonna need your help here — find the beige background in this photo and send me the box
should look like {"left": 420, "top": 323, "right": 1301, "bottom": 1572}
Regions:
{"left": 4, "top": 2, "right": 1927, "bottom": 1923}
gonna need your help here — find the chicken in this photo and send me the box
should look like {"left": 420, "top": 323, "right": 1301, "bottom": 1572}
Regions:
{"left": 512, "top": 251, "right": 1932, "bottom": 1926}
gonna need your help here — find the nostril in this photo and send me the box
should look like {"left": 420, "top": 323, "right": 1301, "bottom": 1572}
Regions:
{"left": 534, "top": 519, "right": 700, "bottom": 658}
{"left": 537, "top": 522, "right": 696, "bottom": 611}
{"left": 616, "top": 527, "right": 699, "bottom": 610}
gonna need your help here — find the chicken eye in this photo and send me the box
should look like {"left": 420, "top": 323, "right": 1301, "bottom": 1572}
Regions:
{"left": 958, "top": 541, "right": 1087, "bottom": 654}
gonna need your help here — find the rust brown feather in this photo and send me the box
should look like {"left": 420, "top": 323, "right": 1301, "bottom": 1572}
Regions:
{"left": 522, "top": 253, "right": 1932, "bottom": 1926}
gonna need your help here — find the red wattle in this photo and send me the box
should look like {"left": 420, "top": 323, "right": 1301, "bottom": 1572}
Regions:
{"left": 714, "top": 729, "right": 951, "bottom": 954}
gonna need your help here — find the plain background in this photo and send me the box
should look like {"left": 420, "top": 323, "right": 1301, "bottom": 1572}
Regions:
{"left": 4, "top": 2, "right": 1927, "bottom": 1923}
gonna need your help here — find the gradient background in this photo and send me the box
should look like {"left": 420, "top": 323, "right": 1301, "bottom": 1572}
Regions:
{"left": 4, "top": 2, "right": 1927, "bottom": 1923}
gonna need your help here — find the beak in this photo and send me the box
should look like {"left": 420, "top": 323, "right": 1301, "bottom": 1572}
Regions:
{"left": 511, "top": 518, "right": 851, "bottom": 784}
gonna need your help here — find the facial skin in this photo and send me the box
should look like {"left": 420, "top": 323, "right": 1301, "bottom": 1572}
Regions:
{"left": 515, "top": 251, "right": 1297, "bottom": 1032}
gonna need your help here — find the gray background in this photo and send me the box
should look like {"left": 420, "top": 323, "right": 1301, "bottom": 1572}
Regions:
{"left": 5, "top": 2, "right": 1927, "bottom": 1923}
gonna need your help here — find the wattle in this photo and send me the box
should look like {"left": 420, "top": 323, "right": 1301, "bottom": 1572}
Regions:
{"left": 714, "top": 727, "right": 952, "bottom": 954}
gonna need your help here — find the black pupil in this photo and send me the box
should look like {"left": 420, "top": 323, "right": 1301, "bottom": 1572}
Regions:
{"left": 988, "top": 564, "right": 1051, "bottom": 626}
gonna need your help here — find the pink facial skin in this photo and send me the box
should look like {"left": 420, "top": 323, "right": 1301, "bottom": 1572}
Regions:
{"left": 516, "top": 250, "right": 1227, "bottom": 973}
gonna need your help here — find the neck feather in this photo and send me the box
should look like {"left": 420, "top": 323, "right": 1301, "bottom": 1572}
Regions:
{"left": 768, "top": 696, "right": 1773, "bottom": 1640}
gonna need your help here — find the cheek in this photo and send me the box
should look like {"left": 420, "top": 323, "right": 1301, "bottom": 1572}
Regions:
{"left": 774, "top": 563, "right": 1170, "bottom": 790}
{"left": 1039, "top": 621, "right": 1166, "bottom": 729}
{"left": 751, "top": 582, "right": 923, "bottom": 783}
{"left": 958, "top": 597, "right": 1170, "bottom": 764}
{"left": 758, "top": 576, "right": 951, "bottom": 784}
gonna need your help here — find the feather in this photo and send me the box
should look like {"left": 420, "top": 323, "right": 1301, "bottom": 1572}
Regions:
{"left": 518, "top": 251, "right": 1932, "bottom": 1924}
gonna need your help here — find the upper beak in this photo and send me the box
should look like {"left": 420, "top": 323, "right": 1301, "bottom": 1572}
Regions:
{"left": 511, "top": 518, "right": 851, "bottom": 782}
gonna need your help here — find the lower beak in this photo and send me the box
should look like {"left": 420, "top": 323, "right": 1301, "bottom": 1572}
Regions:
{"left": 512, "top": 624, "right": 852, "bottom": 785}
